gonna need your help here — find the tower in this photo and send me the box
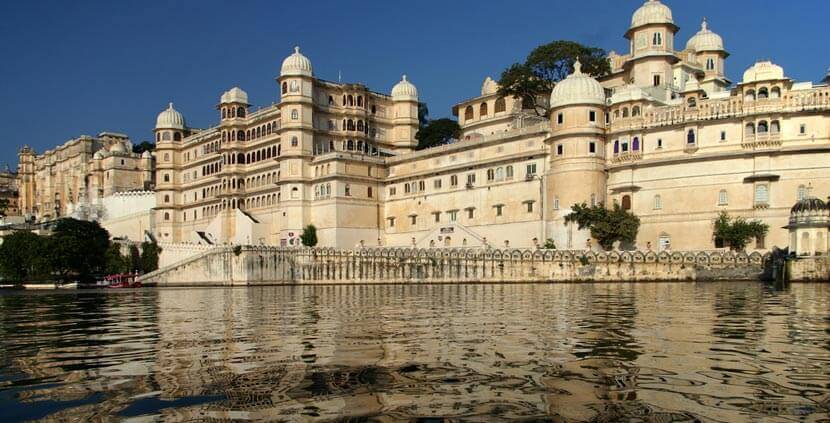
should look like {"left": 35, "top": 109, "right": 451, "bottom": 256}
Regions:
{"left": 685, "top": 18, "right": 730, "bottom": 93}
{"left": 153, "top": 102, "right": 186, "bottom": 242}
{"left": 545, "top": 61, "right": 608, "bottom": 248}
{"left": 17, "top": 146, "right": 36, "bottom": 218}
{"left": 390, "top": 75, "right": 419, "bottom": 152}
{"left": 625, "top": 0, "right": 678, "bottom": 89}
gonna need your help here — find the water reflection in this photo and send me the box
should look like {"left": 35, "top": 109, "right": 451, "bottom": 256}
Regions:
{"left": 0, "top": 283, "right": 828, "bottom": 421}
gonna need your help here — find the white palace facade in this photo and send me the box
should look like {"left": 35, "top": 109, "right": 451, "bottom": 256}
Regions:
{"left": 16, "top": 0, "right": 830, "bottom": 253}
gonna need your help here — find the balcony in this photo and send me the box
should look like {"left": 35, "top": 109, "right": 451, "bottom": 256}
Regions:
{"left": 611, "top": 151, "right": 643, "bottom": 164}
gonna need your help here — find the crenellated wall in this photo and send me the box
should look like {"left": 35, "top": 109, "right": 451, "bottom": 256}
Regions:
{"left": 140, "top": 246, "right": 775, "bottom": 286}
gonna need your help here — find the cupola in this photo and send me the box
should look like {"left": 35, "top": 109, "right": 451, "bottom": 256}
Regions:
{"left": 549, "top": 60, "right": 606, "bottom": 109}
{"left": 155, "top": 103, "right": 186, "bottom": 130}
{"left": 686, "top": 18, "right": 725, "bottom": 53}
{"left": 391, "top": 75, "right": 418, "bottom": 101}
{"left": 280, "top": 46, "right": 313, "bottom": 77}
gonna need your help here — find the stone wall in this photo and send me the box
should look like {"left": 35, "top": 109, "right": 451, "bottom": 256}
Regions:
{"left": 140, "top": 246, "right": 774, "bottom": 286}
{"left": 787, "top": 256, "right": 830, "bottom": 282}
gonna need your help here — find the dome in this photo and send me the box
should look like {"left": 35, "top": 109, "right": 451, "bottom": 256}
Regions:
{"left": 220, "top": 86, "right": 249, "bottom": 104}
{"left": 549, "top": 60, "right": 606, "bottom": 109}
{"left": 686, "top": 18, "right": 725, "bottom": 52}
{"left": 742, "top": 61, "right": 785, "bottom": 84}
{"left": 630, "top": 0, "right": 674, "bottom": 30}
{"left": 280, "top": 46, "right": 313, "bottom": 77}
{"left": 391, "top": 75, "right": 418, "bottom": 101}
{"left": 155, "top": 102, "right": 186, "bottom": 130}
{"left": 791, "top": 197, "right": 828, "bottom": 214}
{"left": 481, "top": 76, "right": 499, "bottom": 96}
{"left": 93, "top": 150, "right": 104, "bottom": 160}
{"left": 109, "top": 142, "right": 127, "bottom": 154}
{"left": 141, "top": 150, "right": 152, "bottom": 159}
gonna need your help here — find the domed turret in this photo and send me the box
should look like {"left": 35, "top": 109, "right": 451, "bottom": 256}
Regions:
{"left": 155, "top": 102, "right": 186, "bottom": 130}
{"left": 109, "top": 141, "right": 127, "bottom": 154}
{"left": 280, "top": 46, "right": 313, "bottom": 77}
{"left": 141, "top": 150, "right": 152, "bottom": 159}
{"left": 791, "top": 197, "right": 828, "bottom": 214}
{"left": 742, "top": 61, "right": 785, "bottom": 84}
{"left": 93, "top": 150, "right": 104, "bottom": 160}
{"left": 549, "top": 60, "right": 606, "bottom": 109}
{"left": 686, "top": 18, "right": 725, "bottom": 53}
{"left": 220, "top": 87, "right": 249, "bottom": 104}
{"left": 391, "top": 75, "right": 418, "bottom": 101}
{"left": 481, "top": 76, "right": 499, "bottom": 96}
{"left": 630, "top": 0, "right": 674, "bottom": 30}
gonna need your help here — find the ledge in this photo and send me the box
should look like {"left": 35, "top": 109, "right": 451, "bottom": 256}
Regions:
{"left": 743, "top": 174, "right": 780, "bottom": 183}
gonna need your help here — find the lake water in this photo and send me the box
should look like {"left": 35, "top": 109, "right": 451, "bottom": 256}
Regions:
{"left": 0, "top": 283, "right": 828, "bottom": 422}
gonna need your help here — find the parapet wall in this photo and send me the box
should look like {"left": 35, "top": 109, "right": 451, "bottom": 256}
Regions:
{"left": 140, "top": 246, "right": 773, "bottom": 286}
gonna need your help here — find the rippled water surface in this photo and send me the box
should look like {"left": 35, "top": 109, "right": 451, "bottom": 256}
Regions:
{"left": 0, "top": 283, "right": 828, "bottom": 422}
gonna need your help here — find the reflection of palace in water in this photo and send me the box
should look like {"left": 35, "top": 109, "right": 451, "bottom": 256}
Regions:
{"left": 3, "top": 283, "right": 828, "bottom": 421}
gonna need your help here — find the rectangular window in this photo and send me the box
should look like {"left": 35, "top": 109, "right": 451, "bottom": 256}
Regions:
{"left": 557, "top": 113, "right": 564, "bottom": 125}
{"left": 720, "top": 131, "right": 727, "bottom": 141}
{"left": 388, "top": 217, "right": 395, "bottom": 228}
{"left": 653, "top": 74, "right": 661, "bottom": 87}
{"left": 526, "top": 201, "right": 534, "bottom": 213}
{"left": 433, "top": 212, "right": 441, "bottom": 222}
{"left": 466, "top": 173, "right": 476, "bottom": 185}
{"left": 419, "top": 181, "right": 425, "bottom": 191}
{"left": 589, "top": 111, "right": 596, "bottom": 122}
{"left": 367, "top": 187, "right": 373, "bottom": 198}
{"left": 557, "top": 144, "right": 564, "bottom": 156}
{"left": 410, "top": 215, "right": 417, "bottom": 225}
{"left": 389, "top": 186, "right": 396, "bottom": 196}
{"left": 589, "top": 142, "right": 596, "bottom": 154}
{"left": 467, "top": 208, "right": 475, "bottom": 219}
{"left": 450, "top": 175, "right": 458, "bottom": 187}
{"left": 554, "top": 197, "right": 560, "bottom": 210}
{"left": 657, "top": 139, "right": 663, "bottom": 149}
{"left": 494, "top": 205, "right": 503, "bottom": 216}
{"left": 800, "top": 124, "right": 807, "bottom": 134}
{"left": 433, "top": 179, "right": 442, "bottom": 189}
{"left": 754, "top": 184, "right": 769, "bottom": 206}
{"left": 449, "top": 210, "right": 458, "bottom": 222}
{"left": 526, "top": 163, "right": 537, "bottom": 176}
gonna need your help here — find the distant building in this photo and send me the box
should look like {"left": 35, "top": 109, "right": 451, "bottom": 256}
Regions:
{"left": 0, "top": 167, "right": 20, "bottom": 218}
{"left": 15, "top": 0, "right": 830, "bottom": 251}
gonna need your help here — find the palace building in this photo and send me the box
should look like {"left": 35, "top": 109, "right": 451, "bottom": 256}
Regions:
{"left": 15, "top": 0, "right": 830, "bottom": 253}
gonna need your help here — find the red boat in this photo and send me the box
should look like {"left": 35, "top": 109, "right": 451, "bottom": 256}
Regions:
{"left": 104, "top": 273, "right": 142, "bottom": 289}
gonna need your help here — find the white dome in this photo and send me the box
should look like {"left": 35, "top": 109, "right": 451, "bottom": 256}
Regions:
{"left": 630, "top": 0, "right": 674, "bottom": 30}
{"left": 109, "top": 142, "right": 127, "bottom": 154}
{"left": 743, "top": 61, "right": 785, "bottom": 84}
{"left": 220, "top": 86, "right": 249, "bottom": 104}
{"left": 141, "top": 150, "right": 152, "bottom": 159}
{"left": 155, "top": 102, "right": 186, "bottom": 130}
{"left": 549, "top": 60, "right": 606, "bottom": 109}
{"left": 280, "top": 46, "right": 313, "bottom": 77}
{"left": 391, "top": 75, "right": 418, "bottom": 101}
{"left": 481, "top": 76, "right": 499, "bottom": 96}
{"left": 686, "top": 19, "right": 724, "bottom": 52}
{"left": 93, "top": 150, "right": 104, "bottom": 160}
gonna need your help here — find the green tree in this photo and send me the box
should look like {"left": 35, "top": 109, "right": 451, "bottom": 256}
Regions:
{"left": 712, "top": 212, "right": 769, "bottom": 251}
{"left": 0, "top": 231, "right": 49, "bottom": 284}
{"left": 564, "top": 203, "right": 640, "bottom": 251}
{"left": 0, "top": 198, "right": 9, "bottom": 217}
{"left": 300, "top": 224, "right": 318, "bottom": 247}
{"left": 498, "top": 40, "right": 611, "bottom": 116}
{"left": 49, "top": 218, "right": 110, "bottom": 283}
{"left": 415, "top": 118, "right": 461, "bottom": 150}
{"left": 418, "top": 102, "right": 430, "bottom": 129}
{"left": 132, "top": 141, "right": 155, "bottom": 155}
{"left": 128, "top": 244, "right": 141, "bottom": 272}
{"left": 105, "top": 244, "right": 129, "bottom": 275}
{"left": 543, "top": 238, "right": 557, "bottom": 249}
{"left": 140, "top": 241, "right": 162, "bottom": 273}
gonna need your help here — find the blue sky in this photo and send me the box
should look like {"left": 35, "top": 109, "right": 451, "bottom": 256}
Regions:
{"left": 1, "top": 0, "right": 828, "bottom": 168}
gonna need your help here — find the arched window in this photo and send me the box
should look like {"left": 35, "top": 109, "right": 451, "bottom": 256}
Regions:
{"left": 347, "top": 95, "right": 354, "bottom": 106}
{"left": 758, "top": 87, "right": 769, "bottom": 99}
{"left": 770, "top": 87, "right": 781, "bottom": 99}
{"left": 687, "top": 129, "right": 696, "bottom": 144}
{"left": 281, "top": 82, "right": 287, "bottom": 94}
{"left": 757, "top": 121, "right": 768, "bottom": 133}
{"left": 164, "top": 195, "right": 170, "bottom": 203}
{"left": 797, "top": 185, "right": 807, "bottom": 201}
{"left": 357, "top": 96, "right": 363, "bottom": 107}
{"left": 291, "top": 109, "right": 298, "bottom": 120}
{"left": 652, "top": 32, "right": 662, "bottom": 46}
{"left": 464, "top": 106, "right": 474, "bottom": 120}
{"left": 745, "top": 90, "right": 756, "bottom": 102}
{"left": 706, "top": 58, "right": 715, "bottom": 71}
{"left": 622, "top": 195, "right": 632, "bottom": 210}
{"left": 328, "top": 96, "right": 334, "bottom": 106}
{"left": 495, "top": 97, "right": 506, "bottom": 113}
{"left": 163, "top": 174, "right": 170, "bottom": 182}
{"left": 162, "top": 132, "right": 171, "bottom": 141}
{"left": 356, "top": 120, "right": 364, "bottom": 132}
{"left": 745, "top": 123, "right": 756, "bottom": 136}
{"left": 632, "top": 137, "right": 640, "bottom": 151}
{"left": 632, "top": 106, "right": 640, "bottom": 116}
{"left": 506, "top": 165, "right": 513, "bottom": 179}
{"left": 347, "top": 140, "right": 354, "bottom": 150}
{"left": 653, "top": 195, "right": 662, "bottom": 210}
{"left": 622, "top": 107, "right": 629, "bottom": 118}
{"left": 687, "top": 97, "right": 696, "bottom": 108}
{"left": 613, "top": 140, "right": 620, "bottom": 154}
{"left": 164, "top": 212, "right": 170, "bottom": 221}
{"left": 770, "top": 120, "right": 780, "bottom": 133}
{"left": 222, "top": 108, "right": 226, "bottom": 119}
{"left": 480, "top": 102, "right": 488, "bottom": 117}
{"left": 237, "top": 130, "right": 245, "bottom": 141}
{"left": 291, "top": 136, "right": 298, "bottom": 147}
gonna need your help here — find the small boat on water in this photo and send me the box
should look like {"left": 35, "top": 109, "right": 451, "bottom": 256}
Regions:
{"left": 102, "top": 273, "right": 142, "bottom": 289}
